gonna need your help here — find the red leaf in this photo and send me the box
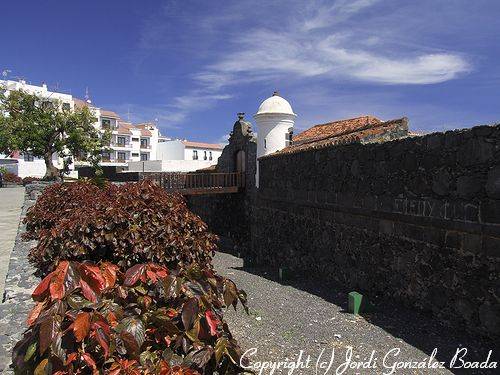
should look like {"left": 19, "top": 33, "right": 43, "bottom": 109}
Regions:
{"left": 146, "top": 269, "right": 157, "bottom": 284}
{"left": 80, "top": 263, "right": 106, "bottom": 293}
{"left": 101, "top": 262, "right": 119, "bottom": 288}
{"left": 82, "top": 352, "right": 97, "bottom": 370}
{"left": 80, "top": 279, "right": 97, "bottom": 302}
{"left": 65, "top": 352, "right": 78, "bottom": 365}
{"left": 182, "top": 297, "right": 199, "bottom": 330}
{"left": 205, "top": 310, "right": 220, "bottom": 336}
{"left": 124, "top": 264, "right": 145, "bottom": 287}
{"left": 26, "top": 301, "right": 45, "bottom": 327}
{"left": 93, "top": 326, "right": 110, "bottom": 358}
{"left": 49, "top": 261, "right": 69, "bottom": 300}
{"left": 32, "top": 272, "right": 54, "bottom": 301}
{"left": 73, "top": 312, "right": 91, "bottom": 342}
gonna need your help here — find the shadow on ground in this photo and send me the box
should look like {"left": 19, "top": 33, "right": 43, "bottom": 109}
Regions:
{"left": 226, "top": 250, "right": 499, "bottom": 374}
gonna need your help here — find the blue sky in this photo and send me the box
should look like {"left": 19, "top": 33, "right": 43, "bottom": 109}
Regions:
{"left": 2, "top": 0, "right": 499, "bottom": 142}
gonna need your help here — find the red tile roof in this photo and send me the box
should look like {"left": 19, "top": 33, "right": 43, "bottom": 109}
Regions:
{"left": 269, "top": 116, "right": 409, "bottom": 157}
{"left": 293, "top": 115, "right": 382, "bottom": 144}
{"left": 73, "top": 98, "right": 90, "bottom": 109}
{"left": 100, "top": 109, "right": 120, "bottom": 118}
{"left": 116, "top": 121, "right": 133, "bottom": 135}
{"left": 182, "top": 141, "right": 223, "bottom": 150}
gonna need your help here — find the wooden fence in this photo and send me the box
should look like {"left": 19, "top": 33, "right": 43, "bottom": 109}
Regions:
{"left": 144, "top": 172, "right": 245, "bottom": 195}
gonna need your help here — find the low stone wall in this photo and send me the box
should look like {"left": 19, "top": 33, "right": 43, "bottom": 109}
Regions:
{"left": 0, "top": 183, "right": 50, "bottom": 373}
{"left": 251, "top": 124, "right": 500, "bottom": 339}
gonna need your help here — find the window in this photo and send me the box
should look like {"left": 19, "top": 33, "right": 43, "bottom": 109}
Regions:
{"left": 62, "top": 102, "right": 71, "bottom": 111}
{"left": 285, "top": 127, "right": 293, "bottom": 146}
{"left": 264, "top": 138, "right": 266, "bottom": 149}
{"left": 209, "top": 151, "right": 212, "bottom": 161}
{"left": 132, "top": 137, "right": 139, "bottom": 142}
{"left": 204, "top": 151, "right": 207, "bottom": 160}
{"left": 117, "top": 136, "right": 126, "bottom": 146}
{"left": 132, "top": 152, "right": 139, "bottom": 157}
{"left": 117, "top": 152, "right": 126, "bottom": 161}
{"left": 23, "top": 152, "right": 34, "bottom": 162}
{"left": 140, "top": 138, "right": 148, "bottom": 148}
{"left": 140, "top": 153, "right": 148, "bottom": 161}
{"left": 192, "top": 150, "right": 198, "bottom": 160}
{"left": 41, "top": 100, "right": 54, "bottom": 109}
{"left": 101, "top": 118, "right": 111, "bottom": 129}
{"left": 101, "top": 151, "right": 111, "bottom": 161}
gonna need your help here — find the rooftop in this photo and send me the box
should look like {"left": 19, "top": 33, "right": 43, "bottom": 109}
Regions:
{"left": 269, "top": 115, "right": 409, "bottom": 157}
{"left": 182, "top": 141, "right": 223, "bottom": 150}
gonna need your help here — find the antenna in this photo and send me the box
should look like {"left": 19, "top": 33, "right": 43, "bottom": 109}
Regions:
{"left": 84, "top": 87, "right": 91, "bottom": 104}
{"left": 1, "top": 69, "right": 11, "bottom": 79}
{"left": 127, "top": 106, "right": 131, "bottom": 122}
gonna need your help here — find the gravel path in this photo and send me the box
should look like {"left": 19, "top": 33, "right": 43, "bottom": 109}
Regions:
{"left": 0, "top": 187, "right": 25, "bottom": 298}
{"left": 0, "top": 189, "right": 38, "bottom": 374}
{"left": 214, "top": 252, "right": 499, "bottom": 375}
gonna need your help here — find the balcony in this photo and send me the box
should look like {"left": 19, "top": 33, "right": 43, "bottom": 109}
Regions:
{"left": 140, "top": 144, "right": 151, "bottom": 149}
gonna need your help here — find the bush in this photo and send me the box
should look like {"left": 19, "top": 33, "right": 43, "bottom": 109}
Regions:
{"left": 13, "top": 260, "right": 248, "bottom": 374}
{"left": 26, "top": 180, "right": 218, "bottom": 275}
{"left": 2, "top": 171, "right": 22, "bottom": 185}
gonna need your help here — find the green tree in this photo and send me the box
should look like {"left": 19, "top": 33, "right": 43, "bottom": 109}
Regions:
{"left": 0, "top": 89, "right": 110, "bottom": 179}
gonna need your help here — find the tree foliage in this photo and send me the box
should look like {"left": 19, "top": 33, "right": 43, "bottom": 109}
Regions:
{"left": 0, "top": 88, "right": 109, "bottom": 178}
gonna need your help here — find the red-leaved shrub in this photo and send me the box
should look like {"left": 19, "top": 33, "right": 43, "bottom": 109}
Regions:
{"left": 3, "top": 171, "right": 22, "bottom": 184}
{"left": 13, "top": 261, "right": 248, "bottom": 374}
{"left": 26, "top": 181, "right": 218, "bottom": 275}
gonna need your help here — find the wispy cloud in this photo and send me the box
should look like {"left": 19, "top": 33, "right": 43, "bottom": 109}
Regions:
{"left": 135, "top": 0, "right": 473, "bottom": 130}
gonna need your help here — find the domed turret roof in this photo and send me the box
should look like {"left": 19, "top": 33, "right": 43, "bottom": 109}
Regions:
{"left": 255, "top": 91, "right": 296, "bottom": 116}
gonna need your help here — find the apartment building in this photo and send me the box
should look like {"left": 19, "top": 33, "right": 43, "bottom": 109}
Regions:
{"left": 1, "top": 78, "right": 223, "bottom": 176}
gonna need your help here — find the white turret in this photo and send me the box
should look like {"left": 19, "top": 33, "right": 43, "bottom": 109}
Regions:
{"left": 253, "top": 91, "right": 296, "bottom": 187}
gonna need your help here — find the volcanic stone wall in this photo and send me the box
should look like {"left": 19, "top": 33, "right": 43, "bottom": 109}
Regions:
{"left": 251, "top": 124, "right": 500, "bottom": 338}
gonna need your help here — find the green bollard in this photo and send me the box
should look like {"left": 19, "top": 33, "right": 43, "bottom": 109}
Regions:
{"left": 348, "top": 291, "right": 364, "bottom": 315}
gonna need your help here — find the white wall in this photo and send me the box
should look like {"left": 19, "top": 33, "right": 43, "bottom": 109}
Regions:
{"left": 128, "top": 160, "right": 217, "bottom": 173}
{"left": 157, "top": 140, "right": 185, "bottom": 160}
{"left": 254, "top": 113, "right": 296, "bottom": 187}
{"left": 184, "top": 147, "right": 222, "bottom": 163}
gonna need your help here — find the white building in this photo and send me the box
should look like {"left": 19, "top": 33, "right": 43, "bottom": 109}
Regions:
{"left": 1, "top": 78, "right": 225, "bottom": 177}
{"left": 253, "top": 91, "right": 296, "bottom": 187}
{"left": 128, "top": 139, "right": 223, "bottom": 172}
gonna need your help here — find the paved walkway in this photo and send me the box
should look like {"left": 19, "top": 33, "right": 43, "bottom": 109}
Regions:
{"left": 214, "top": 252, "right": 498, "bottom": 375}
{"left": 0, "top": 188, "right": 24, "bottom": 299}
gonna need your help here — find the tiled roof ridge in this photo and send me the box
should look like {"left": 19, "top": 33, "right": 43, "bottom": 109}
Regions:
{"left": 261, "top": 117, "right": 408, "bottom": 159}
{"left": 293, "top": 116, "right": 399, "bottom": 147}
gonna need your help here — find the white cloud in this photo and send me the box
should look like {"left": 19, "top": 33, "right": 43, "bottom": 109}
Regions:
{"left": 301, "top": 0, "right": 381, "bottom": 31}
{"left": 136, "top": 0, "right": 473, "bottom": 128}
{"left": 195, "top": 28, "right": 470, "bottom": 89}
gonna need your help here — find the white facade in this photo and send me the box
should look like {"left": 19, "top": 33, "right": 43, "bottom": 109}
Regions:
{"left": 253, "top": 92, "right": 296, "bottom": 187}
{"left": 144, "top": 139, "right": 223, "bottom": 172}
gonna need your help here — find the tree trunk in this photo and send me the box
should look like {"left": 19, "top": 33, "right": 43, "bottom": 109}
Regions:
{"left": 43, "top": 151, "right": 59, "bottom": 179}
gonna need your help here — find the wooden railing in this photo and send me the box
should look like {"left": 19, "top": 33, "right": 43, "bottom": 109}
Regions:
{"left": 145, "top": 172, "right": 245, "bottom": 195}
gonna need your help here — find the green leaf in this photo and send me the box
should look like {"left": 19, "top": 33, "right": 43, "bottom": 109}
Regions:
{"left": 23, "top": 342, "right": 37, "bottom": 362}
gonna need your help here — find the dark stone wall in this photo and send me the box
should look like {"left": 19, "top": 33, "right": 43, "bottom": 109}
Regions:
{"left": 251, "top": 124, "right": 500, "bottom": 338}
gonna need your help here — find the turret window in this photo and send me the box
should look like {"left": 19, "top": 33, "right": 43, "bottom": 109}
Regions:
{"left": 285, "top": 128, "right": 293, "bottom": 146}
